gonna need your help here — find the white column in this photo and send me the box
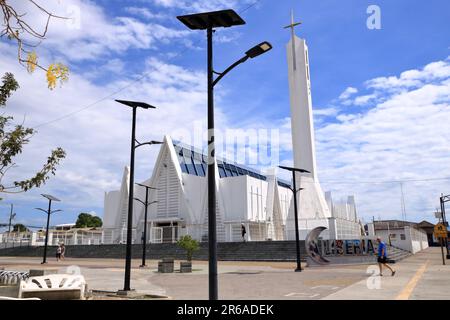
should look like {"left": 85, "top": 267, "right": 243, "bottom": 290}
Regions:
{"left": 367, "top": 223, "right": 375, "bottom": 237}
{"left": 327, "top": 217, "right": 338, "bottom": 240}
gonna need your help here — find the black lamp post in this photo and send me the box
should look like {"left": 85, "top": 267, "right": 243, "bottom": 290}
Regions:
{"left": 115, "top": 99, "right": 157, "bottom": 292}
{"left": 440, "top": 194, "right": 450, "bottom": 259}
{"left": 8, "top": 204, "right": 15, "bottom": 235}
{"left": 35, "top": 194, "right": 61, "bottom": 264}
{"left": 135, "top": 182, "right": 159, "bottom": 268}
{"left": 279, "top": 166, "right": 310, "bottom": 272}
{"left": 178, "top": 9, "right": 272, "bottom": 301}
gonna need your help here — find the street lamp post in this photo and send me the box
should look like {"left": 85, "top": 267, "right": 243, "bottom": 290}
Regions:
{"left": 35, "top": 194, "right": 62, "bottom": 264}
{"left": 115, "top": 99, "right": 157, "bottom": 292}
{"left": 440, "top": 194, "right": 450, "bottom": 258}
{"left": 135, "top": 182, "right": 159, "bottom": 267}
{"left": 178, "top": 9, "right": 272, "bottom": 300}
{"left": 279, "top": 166, "right": 310, "bottom": 272}
{"left": 7, "top": 204, "right": 15, "bottom": 235}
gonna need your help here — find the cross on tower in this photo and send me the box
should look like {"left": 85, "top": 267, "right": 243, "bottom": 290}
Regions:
{"left": 284, "top": 10, "right": 302, "bottom": 71}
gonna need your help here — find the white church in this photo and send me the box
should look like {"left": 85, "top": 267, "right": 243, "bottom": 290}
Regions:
{"left": 102, "top": 15, "right": 363, "bottom": 245}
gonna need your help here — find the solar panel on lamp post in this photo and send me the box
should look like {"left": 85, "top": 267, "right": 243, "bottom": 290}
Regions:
{"left": 36, "top": 194, "right": 61, "bottom": 264}
{"left": 115, "top": 99, "right": 157, "bottom": 293}
{"left": 279, "top": 166, "right": 310, "bottom": 272}
{"left": 178, "top": 9, "right": 272, "bottom": 301}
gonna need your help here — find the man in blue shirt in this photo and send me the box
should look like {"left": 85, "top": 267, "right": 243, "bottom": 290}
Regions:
{"left": 377, "top": 237, "right": 396, "bottom": 276}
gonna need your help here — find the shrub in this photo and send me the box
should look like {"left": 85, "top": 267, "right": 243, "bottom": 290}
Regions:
{"left": 177, "top": 235, "right": 199, "bottom": 261}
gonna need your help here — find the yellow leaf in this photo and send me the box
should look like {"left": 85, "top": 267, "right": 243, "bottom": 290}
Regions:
{"left": 26, "top": 52, "right": 38, "bottom": 74}
{"left": 46, "top": 63, "right": 69, "bottom": 90}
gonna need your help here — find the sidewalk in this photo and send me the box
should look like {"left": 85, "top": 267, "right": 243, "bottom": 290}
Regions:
{"left": 324, "top": 247, "right": 450, "bottom": 300}
{"left": 1, "top": 247, "right": 449, "bottom": 300}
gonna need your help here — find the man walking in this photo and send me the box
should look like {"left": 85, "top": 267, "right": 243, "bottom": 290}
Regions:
{"left": 376, "top": 237, "right": 396, "bottom": 276}
{"left": 241, "top": 224, "right": 247, "bottom": 242}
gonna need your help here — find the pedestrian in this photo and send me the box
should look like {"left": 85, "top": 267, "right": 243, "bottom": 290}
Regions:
{"left": 376, "top": 237, "right": 396, "bottom": 276}
{"left": 56, "top": 244, "right": 62, "bottom": 262}
{"left": 241, "top": 224, "right": 246, "bottom": 242}
{"left": 60, "top": 243, "right": 66, "bottom": 260}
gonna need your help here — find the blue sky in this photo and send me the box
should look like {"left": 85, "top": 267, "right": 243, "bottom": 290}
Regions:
{"left": 0, "top": 0, "right": 449, "bottom": 229}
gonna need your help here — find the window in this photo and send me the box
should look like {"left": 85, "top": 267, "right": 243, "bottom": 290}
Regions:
{"left": 400, "top": 234, "right": 406, "bottom": 240}
{"left": 218, "top": 165, "right": 226, "bottom": 178}
{"left": 192, "top": 152, "right": 205, "bottom": 177}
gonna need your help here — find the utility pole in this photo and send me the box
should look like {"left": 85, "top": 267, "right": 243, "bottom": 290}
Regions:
{"left": 440, "top": 194, "right": 450, "bottom": 259}
{"left": 400, "top": 183, "right": 406, "bottom": 221}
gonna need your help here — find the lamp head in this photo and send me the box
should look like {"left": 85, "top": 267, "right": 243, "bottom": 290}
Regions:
{"left": 245, "top": 41, "right": 273, "bottom": 59}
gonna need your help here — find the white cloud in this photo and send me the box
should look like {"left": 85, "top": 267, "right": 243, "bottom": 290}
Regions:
{"left": 11, "top": 0, "right": 189, "bottom": 62}
{"left": 353, "top": 94, "right": 377, "bottom": 106}
{"left": 339, "top": 87, "right": 358, "bottom": 100}
{"left": 365, "top": 57, "right": 450, "bottom": 91}
{"left": 313, "top": 107, "right": 339, "bottom": 117}
{"left": 0, "top": 41, "right": 216, "bottom": 216}
{"left": 149, "top": 0, "right": 256, "bottom": 12}
{"left": 124, "top": 7, "right": 168, "bottom": 20}
{"left": 243, "top": 57, "right": 450, "bottom": 222}
{"left": 314, "top": 57, "right": 450, "bottom": 222}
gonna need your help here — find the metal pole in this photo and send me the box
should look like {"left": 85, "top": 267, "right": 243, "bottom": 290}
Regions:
{"left": 42, "top": 199, "right": 52, "bottom": 264}
{"left": 8, "top": 204, "right": 13, "bottom": 234}
{"left": 141, "top": 186, "right": 149, "bottom": 267}
{"left": 292, "top": 171, "right": 302, "bottom": 272}
{"left": 440, "top": 237, "right": 445, "bottom": 265}
{"left": 124, "top": 106, "right": 137, "bottom": 291}
{"left": 207, "top": 25, "right": 218, "bottom": 300}
{"left": 440, "top": 195, "right": 449, "bottom": 257}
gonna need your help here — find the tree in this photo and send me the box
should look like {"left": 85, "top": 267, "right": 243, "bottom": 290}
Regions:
{"left": 75, "top": 213, "right": 103, "bottom": 229}
{"left": 0, "top": 73, "right": 66, "bottom": 194}
{"left": 0, "top": 0, "right": 69, "bottom": 89}
{"left": 177, "top": 235, "right": 200, "bottom": 262}
{"left": 13, "top": 223, "right": 28, "bottom": 232}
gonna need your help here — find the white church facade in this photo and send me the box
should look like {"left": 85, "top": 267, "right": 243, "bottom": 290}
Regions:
{"left": 103, "top": 136, "right": 361, "bottom": 244}
{"left": 102, "top": 13, "right": 363, "bottom": 244}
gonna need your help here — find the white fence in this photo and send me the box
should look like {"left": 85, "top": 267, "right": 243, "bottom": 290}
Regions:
{"left": 0, "top": 230, "right": 103, "bottom": 248}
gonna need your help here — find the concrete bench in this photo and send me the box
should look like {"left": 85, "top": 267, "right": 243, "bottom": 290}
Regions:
{"left": 19, "top": 274, "right": 87, "bottom": 300}
{"left": 0, "top": 271, "right": 29, "bottom": 286}
{"left": 0, "top": 296, "right": 40, "bottom": 300}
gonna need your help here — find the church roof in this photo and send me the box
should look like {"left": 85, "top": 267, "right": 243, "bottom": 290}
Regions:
{"left": 173, "top": 141, "right": 291, "bottom": 189}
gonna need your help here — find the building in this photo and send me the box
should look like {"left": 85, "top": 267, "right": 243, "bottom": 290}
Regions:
{"left": 54, "top": 223, "right": 76, "bottom": 231}
{"left": 102, "top": 136, "right": 361, "bottom": 244}
{"left": 367, "top": 220, "right": 429, "bottom": 254}
{"left": 102, "top": 12, "right": 362, "bottom": 245}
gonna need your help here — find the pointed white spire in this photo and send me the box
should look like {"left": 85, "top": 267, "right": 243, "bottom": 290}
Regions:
{"left": 284, "top": 9, "right": 302, "bottom": 71}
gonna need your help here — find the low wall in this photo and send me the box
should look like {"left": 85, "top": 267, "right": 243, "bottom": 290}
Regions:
{"left": 0, "top": 241, "right": 307, "bottom": 262}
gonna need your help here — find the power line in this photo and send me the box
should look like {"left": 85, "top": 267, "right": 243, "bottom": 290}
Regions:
{"left": 32, "top": 0, "right": 264, "bottom": 129}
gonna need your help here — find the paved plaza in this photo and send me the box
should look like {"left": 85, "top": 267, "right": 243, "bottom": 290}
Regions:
{"left": 0, "top": 247, "right": 449, "bottom": 300}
